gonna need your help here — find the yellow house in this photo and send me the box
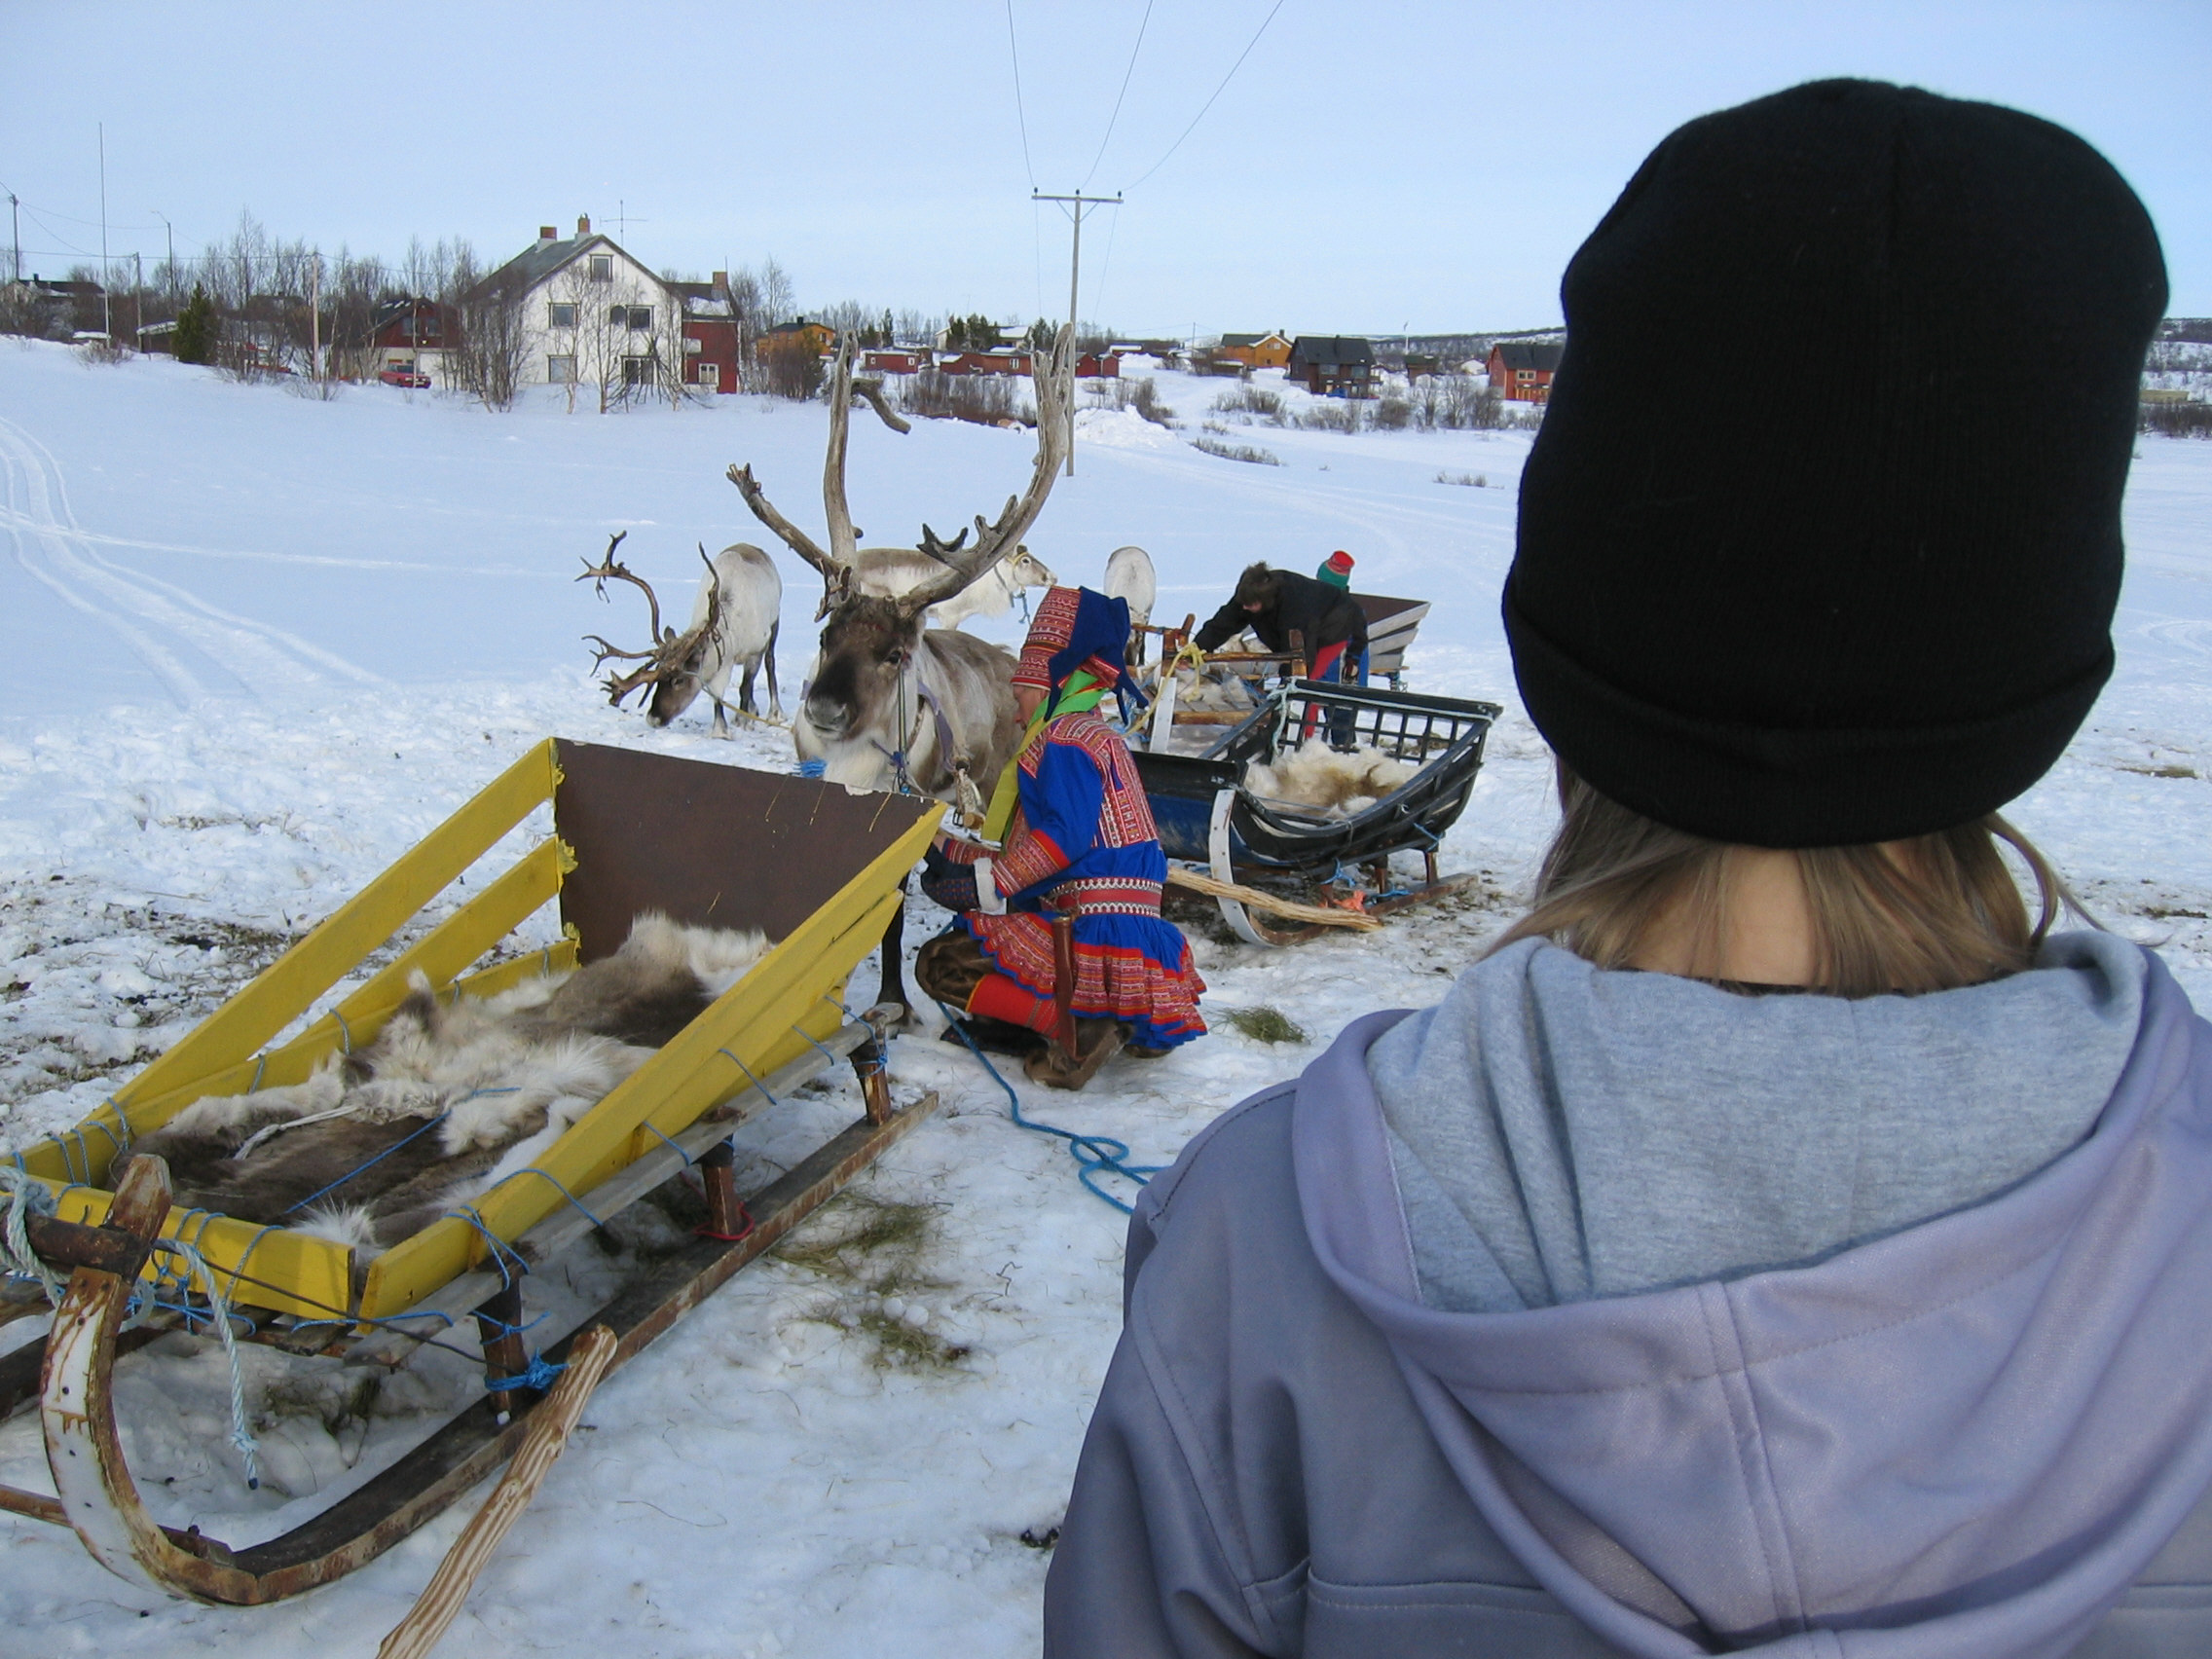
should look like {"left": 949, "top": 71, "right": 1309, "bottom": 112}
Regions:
{"left": 1219, "top": 331, "right": 1292, "bottom": 369}
{"left": 765, "top": 317, "right": 837, "bottom": 355}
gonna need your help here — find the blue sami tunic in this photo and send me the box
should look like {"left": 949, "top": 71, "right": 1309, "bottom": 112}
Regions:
{"left": 954, "top": 710, "right": 1206, "bottom": 1050}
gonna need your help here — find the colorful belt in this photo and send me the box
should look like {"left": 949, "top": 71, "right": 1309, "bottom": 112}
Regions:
{"left": 1045, "top": 876, "right": 1164, "bottom": 918}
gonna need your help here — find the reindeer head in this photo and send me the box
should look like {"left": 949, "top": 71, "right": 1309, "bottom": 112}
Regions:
{"left": 575, "top": 535, "right": 724, "bottom": 723}
{"left": 726, "top": 328, "right": 1076, "bottom": 762}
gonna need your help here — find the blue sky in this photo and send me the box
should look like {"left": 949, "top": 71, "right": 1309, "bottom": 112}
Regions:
{"left": 4, "top": 1, "right": 2205, "bottom": 335}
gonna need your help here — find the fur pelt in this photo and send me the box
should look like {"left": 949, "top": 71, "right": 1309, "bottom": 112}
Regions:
{"left": 1242, "top": 738, "right": 1418, "bottom": 819}
{"left": 115, "top": 914, "right": 772, "bottom": 1255}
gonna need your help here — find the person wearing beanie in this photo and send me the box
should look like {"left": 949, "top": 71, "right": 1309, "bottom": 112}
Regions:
{"left": 1314, "top": 549, "right": 1355, "bottom": 590}
{"left": 1047, "top": 81, "right": 2212, "bottom": 1657}
{"left": 914, "top": 587, "right": 1205, "bottom": 1089}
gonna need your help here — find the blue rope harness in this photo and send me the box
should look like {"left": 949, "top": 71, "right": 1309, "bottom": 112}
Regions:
{"left": 930, "top": 998, "right": 1163, "bottom": 1213}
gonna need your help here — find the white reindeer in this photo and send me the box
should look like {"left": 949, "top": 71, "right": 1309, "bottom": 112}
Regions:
{"left": 847, "top": 544, "right": 1058, "bottom": 630}
{"left": 1103, "top": 544, "right": 1156, "bottom": 662}
{"left": 577, "top": 538, "right": 783, "bottom": 736}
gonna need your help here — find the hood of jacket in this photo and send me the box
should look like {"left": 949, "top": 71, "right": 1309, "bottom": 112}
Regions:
{"left": 1292, "top": 945, "right": 2212, "bottom": 1659}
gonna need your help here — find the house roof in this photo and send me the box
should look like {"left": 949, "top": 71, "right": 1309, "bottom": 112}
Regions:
{"left": 1288, "top": 336, "right": 1375, "bottom": 368}
{"left": 470, "top": 232, "right": 633, "bottom": 300}
{"left": 1491, "top": 340, "right": 1565, "bottom": 372}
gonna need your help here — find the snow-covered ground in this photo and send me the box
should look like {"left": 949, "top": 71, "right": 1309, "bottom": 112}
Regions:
{"left": 1, "top": 338, "right": 2208, "bottom": 1655}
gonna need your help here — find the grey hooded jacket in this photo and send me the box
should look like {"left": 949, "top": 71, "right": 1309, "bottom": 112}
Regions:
{"left": 1044, "top": 941, "right": 2212, "bottom": 1656}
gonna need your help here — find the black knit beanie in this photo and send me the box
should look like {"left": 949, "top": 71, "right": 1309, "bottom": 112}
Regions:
{"left": 1504, "top": 79, "right": 2167, "bottom": 847}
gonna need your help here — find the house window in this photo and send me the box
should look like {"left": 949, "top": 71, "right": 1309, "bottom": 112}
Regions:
{"left": 609, "top": 304, "right": 629, "bottom": 328}
{"left": 589, "top": 254, "right": 612, "bottom": 280}
{"left": 628, "top": 306, "right": 653, "bottom": 331}
{"left": 549, "top": 302, "right": 576, "bottom": 329}
{"left": 698, "top": 362, "right": 719, "bottom": 388}
{"left": 622, "top": 355, "right": 654, "bottom": 387}
{"left": 548, "top": 354, "right": 577, "bottom": 383}
{"left": 1518, "top": 370, "right": 1534, "bottom": 382}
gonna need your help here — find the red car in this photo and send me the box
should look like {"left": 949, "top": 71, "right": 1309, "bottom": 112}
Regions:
{"left": 377, "top": 365, "right": 430, "bottom": 388}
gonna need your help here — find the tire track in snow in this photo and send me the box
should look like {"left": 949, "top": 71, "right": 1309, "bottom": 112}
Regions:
{"left": 0, "top": 416, "right": 384, "bottom": 705}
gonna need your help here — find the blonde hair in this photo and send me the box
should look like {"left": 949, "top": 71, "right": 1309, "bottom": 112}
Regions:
{"left": 1487, "top": 763, "right": 2085, "bottom": 998}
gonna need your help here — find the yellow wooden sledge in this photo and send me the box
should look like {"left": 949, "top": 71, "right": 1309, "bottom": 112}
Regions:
{"left": 0, "top": 738, "right": 944, "bottom": 1603}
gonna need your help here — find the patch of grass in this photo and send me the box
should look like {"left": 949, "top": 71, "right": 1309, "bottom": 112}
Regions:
{"left": 781, "top": 1192, "right": 970, "bottom": 1375}
{"left": 1436, "top": 469, "right": 1489, "bottom": 488}
{"left": 1192, "top": 435, "right": 1283, "bottom": 466}
{"left": 777, "top": 1192, "right": 938, "bottom": 1279}
{"left": 1224, "top": 1005, "right": 1307, "bottom": 1044}
{"left": 2119, "top": 762, "right": 2198, "bottom": 779}
{"left": 2142, "top": 905, "right": 2209, "bottom": 920}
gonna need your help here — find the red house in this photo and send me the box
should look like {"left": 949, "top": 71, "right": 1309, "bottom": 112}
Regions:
{"left": 938, "top": 350, "right": 1033, "bottom": 377}
{"left": 862, "top": 347, "right": 928, "bottom": 374}
{"left": 1487, "top": 339, "right": 1565, "bottom": 403}
{"left": 669, "top": 274, "right": 740, "bottom": 393}
{"left": 1075, "top": 350, "right": 1120, "bottom": 379}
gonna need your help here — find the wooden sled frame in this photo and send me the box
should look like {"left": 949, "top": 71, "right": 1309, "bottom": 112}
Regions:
{"left": 0, "top": 738, "right": 946, "bottom": 1602}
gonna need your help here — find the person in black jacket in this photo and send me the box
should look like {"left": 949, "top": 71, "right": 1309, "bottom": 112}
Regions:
{"left": 1193, "top": 562, "right": 1368, "bottom": 682}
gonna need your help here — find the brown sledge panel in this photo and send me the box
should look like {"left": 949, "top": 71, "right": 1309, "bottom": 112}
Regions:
{"left": 552, "top": 741, "right": 935, "bottom": 962}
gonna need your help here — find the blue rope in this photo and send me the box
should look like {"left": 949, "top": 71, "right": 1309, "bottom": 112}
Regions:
{"left": 335, "top": 1012, "right": 352, "bottom": 1055}
{"left": 929, "top": 998, "right": 1163, "bottom": 1214}
{"left": 791, "top": 1024, "right": 844, "bottom": 1067}
{"left": 488, "top": 1166, "right": 605, "bottom": 1230}
{"left": 639, "top": 1122, "right": 693, "bottom": 1166}
{"left": 485, "top": 1354, "right": 568, "bottom": 1392}
{"left": 282, "top": 1113, "right": 449, "bottom": 1215}
{"left": 250, "top": 1055, "right": 267, "bottom": 1092}
{"left": 718, "top": 1049, "right": 779, "bottom": 1106}
{"left": 795, "top": 757, "right": 827, "bottom": 780}
{"left": 448, "top": 1204, "right": 528, "bottom": 1286}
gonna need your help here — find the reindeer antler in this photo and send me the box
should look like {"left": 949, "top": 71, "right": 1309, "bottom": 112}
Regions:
{"left": 575, "top": 532, "right": 719, "bottom": 709}
{"left": 895, "top": 324, "right": 1075, "bottom": 619}
{"left": 726, "top": 335, "right": 915, "bottom": 617}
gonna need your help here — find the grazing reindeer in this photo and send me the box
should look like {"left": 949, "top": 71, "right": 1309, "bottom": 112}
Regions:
{"left": 849, "top": 543, "right": 1059, "bottom": 631}
{"left": 725, "top": 327, "right": 1077, "bottom": 1012}
{"left": 579, "top": 535, "right": 783, "bottom": 734}
{"left": 1103, "top": 545, "right": 1157, "bottom": 665}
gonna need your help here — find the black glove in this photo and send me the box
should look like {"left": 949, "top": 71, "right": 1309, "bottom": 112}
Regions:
{"left": 918, "top": 843, "right": 981, "bottom": 912}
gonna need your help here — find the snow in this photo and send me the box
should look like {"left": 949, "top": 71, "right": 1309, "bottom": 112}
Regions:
{"left": 3, "top": 338, "right": 2210, "bottom": 1653}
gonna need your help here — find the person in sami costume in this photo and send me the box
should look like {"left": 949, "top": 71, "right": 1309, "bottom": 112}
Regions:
{"left": 915, "top": 586, "right": 1206, "bottom": 1089}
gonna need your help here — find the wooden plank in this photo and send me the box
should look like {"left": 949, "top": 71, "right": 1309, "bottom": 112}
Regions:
{"left": 375, "top": 1326, "right": 617, "bottom": 1659}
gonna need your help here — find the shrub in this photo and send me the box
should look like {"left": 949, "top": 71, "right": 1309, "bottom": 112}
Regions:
{"left": 1210, "top": 383, "right": 1284, "bottom": 418}
{"left": 895, "top": 368, "right": 1034, "bottom": 427}
{"left": 2141, "top": 400, "right": 2212, "bottom": 439}
{"left": 759, "top": 334, "right": 826, "bottom": 400}
{"left": 172, "top": 284, "right": 216, "bottom": 365}
{"left": 1435, "top": 470, "right": 1489, "bottom": 487}
{"left": 1192, "top": 435, "right": 1282, "bottom": 465}
{"left": 1374, "top": 394, "right": 1412, "bottom": 430}
{"left": 1128, "top": 377, "right": 1175, "bottom": 427}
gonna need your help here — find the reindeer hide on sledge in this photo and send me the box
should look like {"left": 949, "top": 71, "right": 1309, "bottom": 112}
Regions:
{"left": 115, "top": 914, "right": 772, "bottom": 1254}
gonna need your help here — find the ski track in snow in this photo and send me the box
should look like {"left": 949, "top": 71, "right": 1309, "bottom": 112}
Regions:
{"left": 0, "top": 343, "right": 2207, "bottom": 1655}
{"left": 0, "top": 414, "right": 383, "bottom": 706}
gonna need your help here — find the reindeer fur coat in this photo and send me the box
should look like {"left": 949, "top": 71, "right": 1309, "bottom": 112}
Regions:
{"left": 117, "top": 914, "right": 771, "bottom": 1253}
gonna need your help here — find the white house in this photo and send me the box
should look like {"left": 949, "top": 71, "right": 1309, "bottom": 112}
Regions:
{"left": 474, "top": 216, "right": 680, "bottom": 399}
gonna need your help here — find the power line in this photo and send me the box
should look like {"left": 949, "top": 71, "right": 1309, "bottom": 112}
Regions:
{"left": 1004, "top": 0, "right": 1039, "bottom": 191}
{"left": 1080, "top": 0, "right": 1155, "bottom": 192}
{"left": 1128, "top": 0, "right": 1287, "bottom": 189}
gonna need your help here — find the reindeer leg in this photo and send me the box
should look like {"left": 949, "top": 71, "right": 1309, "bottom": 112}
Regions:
{"left": 875, "top": 880, "right": 911, "bottom": 1025}
{"left": 764, "top": 620, "right": 784, "bottom": 722}
{"left": 710, "top": 695, "right": 731, "bottom": 739}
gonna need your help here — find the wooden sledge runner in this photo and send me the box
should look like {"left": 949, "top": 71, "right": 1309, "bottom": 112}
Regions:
{"left": 0, "top": 739, "right": 944, "bottom": 1604}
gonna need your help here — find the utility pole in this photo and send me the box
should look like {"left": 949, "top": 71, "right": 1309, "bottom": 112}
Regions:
{"left": 310, "top": 251, "right": 321, "bottom": 383}
{"left": 150, "top": 210, "right": 172, "bottom": 300}
{"left": 98, "top": 123, "right": 111, "bottom": 340}
{"left": 8, "top": 193, "right": 18, "bottom": 284}
{"left": 1032, "top": 189, "right": 1120, "bottom": 477}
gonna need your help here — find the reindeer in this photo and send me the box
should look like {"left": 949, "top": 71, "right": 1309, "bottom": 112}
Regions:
{"left": 578, "top": 535, "right": 783, "bottom": 735}
{"left": 848, "top": 543, "right": 1059, "bottom": 630}
{"left": 1103, "top": 544, "right": 1157, "bottom": 665}
{"left": 725, "top": 328, "right": 1076, "bottom": 1013}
